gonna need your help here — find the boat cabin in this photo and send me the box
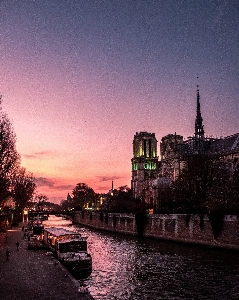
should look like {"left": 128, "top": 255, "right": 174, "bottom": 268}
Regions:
{"left": 57, "top": 239, "right": 87, "bottom": 253}
{"left": 43, "top": 227, "right": 87, "bottom": 251}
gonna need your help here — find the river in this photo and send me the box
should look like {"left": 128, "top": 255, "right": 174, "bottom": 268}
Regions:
{"left": 43, "top": 215, "right": 239, "bottom": 300}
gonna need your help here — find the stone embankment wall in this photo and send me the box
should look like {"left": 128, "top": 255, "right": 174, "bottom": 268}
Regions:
{"left": 73, "top": 212, "right": 239, "bottom": 251}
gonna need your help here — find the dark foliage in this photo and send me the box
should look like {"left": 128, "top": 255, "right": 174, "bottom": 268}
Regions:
{"left": 173, "top": 154, "right": 239, "bottom": 214}
{"left": 208, "top": 211, "right": 224, "bottom": 239}
{"left": 12, "top": 168, "right": 36, "bottom": 209}
{"left": 0, "top": 103, "right": 20, "bottom": 206}
{"left": 135, "top": 210, "right": 148, "bottom": 237}
{"left": 106, "top": 187, "right": 143, "bottom": 213}
{"left": 72, "top": 183, "right": 96, "bottom": 209}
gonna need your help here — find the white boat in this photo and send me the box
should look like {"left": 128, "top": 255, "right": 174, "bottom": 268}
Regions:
{"left": 43, "top": 227, "right": 92, "bottom": 276}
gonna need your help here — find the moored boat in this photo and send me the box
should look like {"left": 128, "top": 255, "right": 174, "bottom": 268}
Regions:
{"left": 32, "top": 220, "right": 44, "bottom": 235}
{"left": 43, "top": 227, "right": 92, "bottom": 276}
{"left": 28, "top": 218, "right": 44, "bottom": 235}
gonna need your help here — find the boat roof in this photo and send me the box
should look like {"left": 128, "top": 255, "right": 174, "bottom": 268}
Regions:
{"left": 44, "top": 227, "right": 79, "bottom": 237}
{"left": 57, "top": 237, "right": 87, "bottom": 243}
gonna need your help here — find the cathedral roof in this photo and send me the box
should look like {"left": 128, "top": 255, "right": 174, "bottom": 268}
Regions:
{"left": 208, "top": 133, "right": 239, "bottom": 155}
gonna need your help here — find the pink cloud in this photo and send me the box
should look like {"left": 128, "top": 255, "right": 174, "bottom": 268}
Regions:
{"left": 97, "top": 175, "right": 123, "bottom": 182}
{"left": 36, "top": 177, "right": 74, "bottom": 191}
{"left": 36, "top": 177, "right": 54, "bottom": 187}
{"left": 24, "top": 151, "right": 54, "bottom": 159}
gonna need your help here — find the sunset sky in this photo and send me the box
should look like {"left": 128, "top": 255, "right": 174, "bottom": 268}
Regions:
{"left": 1, "top": 0, "right": 239, "bottom": 203}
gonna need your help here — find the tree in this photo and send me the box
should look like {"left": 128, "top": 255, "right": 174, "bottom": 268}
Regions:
{"left": 152, "top": 177, "right": 174, "bottom": 212}
{"left": 174, "top": 154, "right": 228, "bottom": 212}
{"left": 12, "top": 168, "right": 36, "bottom": 209}
{"left": 72, "top": 183, "right": 96, "bottom": 209}
{"left": 60, "top": 193, "right": 74, "bottom": 211}
{"left": 0, "top": 99, "right": 20, "bottom": 206}
{"left": 230, "top": 158, "right": 239, "bottom": 207}
{"left": 206, "top": 156, "right": 239, "bottom": 213}
{"left": 105, "top": 186, "right": 142, "bottom": 213}
{"left": 34, "top": 193, "right": 48, "bottom": 211}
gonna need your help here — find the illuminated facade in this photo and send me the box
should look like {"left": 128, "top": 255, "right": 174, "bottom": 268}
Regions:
{"left": 131, "top": 132, "right": 159, "bottom": 200}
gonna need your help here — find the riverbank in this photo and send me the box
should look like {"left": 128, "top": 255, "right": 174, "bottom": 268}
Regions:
{"left": 73, "top": 212, "right": 239, "bottom": 251}
{"left": 0, "top": 222, "right": 94, "bottom": 300}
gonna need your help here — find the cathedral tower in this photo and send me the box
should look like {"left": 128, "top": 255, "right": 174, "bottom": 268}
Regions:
{"left": 195, "top": 86, "right": 205, "bottom": 139}
{"left": 131, "top": 132, "right": 158, "bottom": 199}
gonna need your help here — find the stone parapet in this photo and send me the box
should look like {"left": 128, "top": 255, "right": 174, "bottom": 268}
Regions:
{"left": 73, "top": 212, "right": 239, "bottom": 251}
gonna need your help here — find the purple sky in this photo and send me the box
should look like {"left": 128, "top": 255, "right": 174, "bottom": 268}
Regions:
{"left": 1, "top": 0, "right": 238, "bottom": 203}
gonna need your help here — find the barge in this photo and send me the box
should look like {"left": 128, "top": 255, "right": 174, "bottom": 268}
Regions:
{"left": 43, "top": 227, "right": 92, "bottom": 277}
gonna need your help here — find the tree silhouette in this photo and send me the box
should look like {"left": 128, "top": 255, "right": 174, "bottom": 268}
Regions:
{"left": 72, "top": 183, "right": 96, "bottom": 209}
{"left": 0, "top": 99, "right": 20, "bottom": 206}
{"left": 12, "top": 168, "right": 36, "bottom": 210}
{"left": 174, "top": 154, "right": 229, "bottom": 212}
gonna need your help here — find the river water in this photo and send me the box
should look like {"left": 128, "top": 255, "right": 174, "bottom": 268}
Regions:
{"left": 43, "top": 216, "right": 239, "bottom": 300}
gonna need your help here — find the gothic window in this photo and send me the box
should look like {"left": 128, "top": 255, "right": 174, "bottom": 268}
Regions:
{"left": 149, "top": 140, "right": 152, "bottom": 157}
{"left": 144, "top": 140, "right": 147, "bottom": 156}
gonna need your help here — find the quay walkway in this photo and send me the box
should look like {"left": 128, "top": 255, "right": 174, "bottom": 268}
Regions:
{"left": 0, "top": 223, "right": 94, "bottom": 300}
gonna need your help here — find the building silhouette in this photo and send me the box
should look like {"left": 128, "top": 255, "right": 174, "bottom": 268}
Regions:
{"left": 131, "top": 88, "right": 239, "bottom": 210}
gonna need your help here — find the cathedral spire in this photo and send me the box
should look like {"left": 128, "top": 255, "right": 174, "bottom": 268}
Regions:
{"left": 195, "top": 85, "right": 204, "bottom": 139}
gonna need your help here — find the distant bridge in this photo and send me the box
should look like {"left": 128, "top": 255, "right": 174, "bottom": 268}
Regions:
{"left": 28, "top": 211, "right": 75, "bottom": 218}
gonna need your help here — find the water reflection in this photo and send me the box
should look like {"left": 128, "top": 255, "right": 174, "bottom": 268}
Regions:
{"left": 44, "top": 216, "right": 239, "bottom": 300}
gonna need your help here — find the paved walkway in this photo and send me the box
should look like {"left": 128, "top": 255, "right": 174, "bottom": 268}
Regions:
{"left": 0, "top": 223, "right": 94, "bottom": 300}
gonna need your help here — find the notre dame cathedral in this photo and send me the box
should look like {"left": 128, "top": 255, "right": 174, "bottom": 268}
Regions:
{"left": 131, "top": 87, "right": 239, "bottom": 210}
